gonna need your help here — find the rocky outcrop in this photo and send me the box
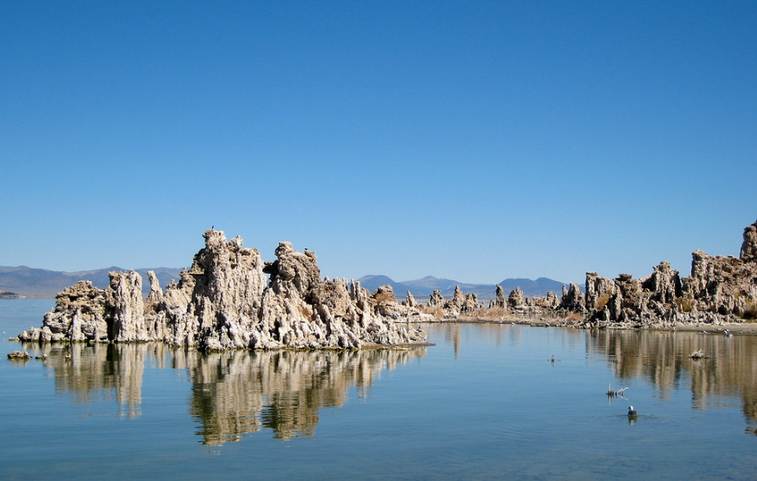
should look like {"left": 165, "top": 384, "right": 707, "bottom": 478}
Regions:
{"left": 107, "top": 271, "right": 148, "bottom": 342}
{"left": 146, "top": 271, "right": 162, "bottom": 306}
{"left": 559, "top": 283, "right": 584, "bottom": 312}
{"left": 17, "top": 281, "right": 108, "bottom": 343}
{"left": 508, "top": 288, "right": 525, "bottom": 309}
{"left": 428, "top": 289, "right": 444, "bottom": 307}
{"left": 585, "top": 273, "right": 615, "bottom": 312}
{"left": 18, "top": 230, "right": 428, "bottom": 350}
{"left": 404, "top": 291, "right": 417, "bottom": 307}
{"left": 545, "top": 291, "right": 559, "bottom": 308}
{"left": 584, "top": 220, "right": 757, "bottom": 326}
{"left": 687, "top": 250, "right": 756, "bottom": 317}
{"left": 450, "top": 286, "right": 465, "bottom": 308}
{"left": 642, "top": 261, "right": 682, "bottom": 304}
{"left": 741, "top": 220, "right": 757, "bottom": 262}
{"left": 526, "top": 292, "right": 560, "bottom": 309}
{"left": 493, "top": 285, "right": 506, "bottom": 308}
{"left": 462, "top": 293, "right": 479, "bottom": 312}
{"left": 7, "top": 351, "right": 31, "bottom": 360}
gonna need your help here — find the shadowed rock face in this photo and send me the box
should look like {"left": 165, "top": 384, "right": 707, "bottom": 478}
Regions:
{"left": 18, "top": 230, "right": 429, "bottom": 350}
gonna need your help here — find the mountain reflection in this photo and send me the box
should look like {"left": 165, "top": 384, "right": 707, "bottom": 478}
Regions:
{"left": 31, "top": 343, "right": 425, "bottom": 444}
{"left": 587, "top": 330, "right": 757, "bottom": 420}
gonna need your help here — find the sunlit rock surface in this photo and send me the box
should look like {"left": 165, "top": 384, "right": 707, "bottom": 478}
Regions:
{"left": 18, "top": 230, "right": 428, "bottom": 350}
{"left": 583, "top": 219, "right": 757, "bottom": 326}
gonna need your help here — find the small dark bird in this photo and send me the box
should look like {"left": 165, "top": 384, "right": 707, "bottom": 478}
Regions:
{"left": 627, "top": 406, "right": 638, "bottom": 418}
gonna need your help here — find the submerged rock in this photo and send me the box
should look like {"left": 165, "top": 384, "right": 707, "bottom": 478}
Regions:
{"left": 18, "top": 230, "right": 428, "bottom": 350}
{"left": 7, "top": 350, "right": 30, "bottom": 361}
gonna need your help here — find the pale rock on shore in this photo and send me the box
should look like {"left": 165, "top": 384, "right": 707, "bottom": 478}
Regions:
{"left": 18, "top": 230, "right": 430, "bottom": 350}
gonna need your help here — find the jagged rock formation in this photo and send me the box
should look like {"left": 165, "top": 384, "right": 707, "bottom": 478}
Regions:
{"left": 584, "top": 220, "right": 757, "bottom": 326}
{"left": 462, "top": 293, "right": 479, "bottom": 312}
{"left": 493, "top": 285, "right": 506, "bottom": 308}
{"left": 508, "top": 288, "right": 525, "bottom": 309}
{"left": 585, "top": 273, "right": 615, "bottom": 312}
{"left": 741, "top": 221, "right": 757, "bottom": 262}
{"left": 403, "top": 290, "right": 417, "bottom": 307}
{"left": 107, "top": 271, "right": 148, "bottom": 342}
{"left": 524, "top": 292, "right": 559, "bottom": 309}
{"left": 428, "top": 289, "right": 444, "bottom": 307}
{"left": 545, "top": 291, "right": 559, "bottom": 308}
{"left": 18, "top": 230, "right": 429, "bottom": 350}
{"left": 559, "top": 283, "right": 584, "bottom": 311}
{"left": 405, "top": 220, "right": 754, "bottom": 328}
{"left": 17, "top": 281, "right": 108, "bottom": 343}
{"left": 449, "top": 285, "right": 465, "bottom": 309}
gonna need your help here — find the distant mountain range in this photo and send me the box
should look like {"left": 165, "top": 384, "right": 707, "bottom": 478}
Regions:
{"left": 0, "top": 265, "right": 567, "bottom": 300}
{"left": 358, "top": 275, "right": 566, "bottom": 299}
{"left": 0, "top": 266, "right": 182, "bottom": 298}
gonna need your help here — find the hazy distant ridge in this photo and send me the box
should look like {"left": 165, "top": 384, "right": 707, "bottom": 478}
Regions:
{"left": 0, "top": 266, "right": 182, "bottom": 298}
{"left": 1, "top": 265, "right": 566, "bottom": 300}
{"left": 358, "top": 275, "right": 566, "bottom": 299}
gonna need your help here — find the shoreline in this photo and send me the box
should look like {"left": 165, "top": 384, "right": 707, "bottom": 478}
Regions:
{"left": 412, "top": 316, "right": 757, "bottom": 335}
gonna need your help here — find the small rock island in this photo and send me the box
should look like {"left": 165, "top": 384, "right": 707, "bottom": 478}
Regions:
{"left": 17, "top": 230, "right": 430, "bottom": 350}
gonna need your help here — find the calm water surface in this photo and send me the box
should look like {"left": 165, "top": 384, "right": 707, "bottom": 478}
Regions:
{"left": 2, "top": 300, "right": 756, "bottom": 480}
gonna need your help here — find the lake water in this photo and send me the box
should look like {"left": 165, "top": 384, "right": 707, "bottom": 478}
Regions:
{"left": 2, "top": 299, "right": 756, "bottom": 480}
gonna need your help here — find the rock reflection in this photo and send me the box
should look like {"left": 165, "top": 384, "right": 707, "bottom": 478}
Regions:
{"left": 34, "top": 343, "right": 148, "bottom": 418}
{"left": 588, "top": 330, "right": 757, "bottom": 420}
{"left": 30, "top": 343, "right": 425, "bottom": 444}
{"left": 186, "top": 349, "right": 424, "bottom": 444}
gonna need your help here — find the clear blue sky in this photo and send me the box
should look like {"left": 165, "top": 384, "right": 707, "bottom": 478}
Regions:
{"left": 2, "top": 1, "right": 756, "bottom": 284}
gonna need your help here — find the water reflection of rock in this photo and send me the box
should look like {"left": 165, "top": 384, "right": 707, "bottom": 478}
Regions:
{"left": 31, "top": 342, "right": 425, "bottom": 444}
{"left": 588, "top": 330, "right": 757, "bottom": 420}
{"left": 34, "top": 343, "right": 149, "bottom": 418}
{"left": 185, "top": 348, "right": 425, "bottom": 444}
